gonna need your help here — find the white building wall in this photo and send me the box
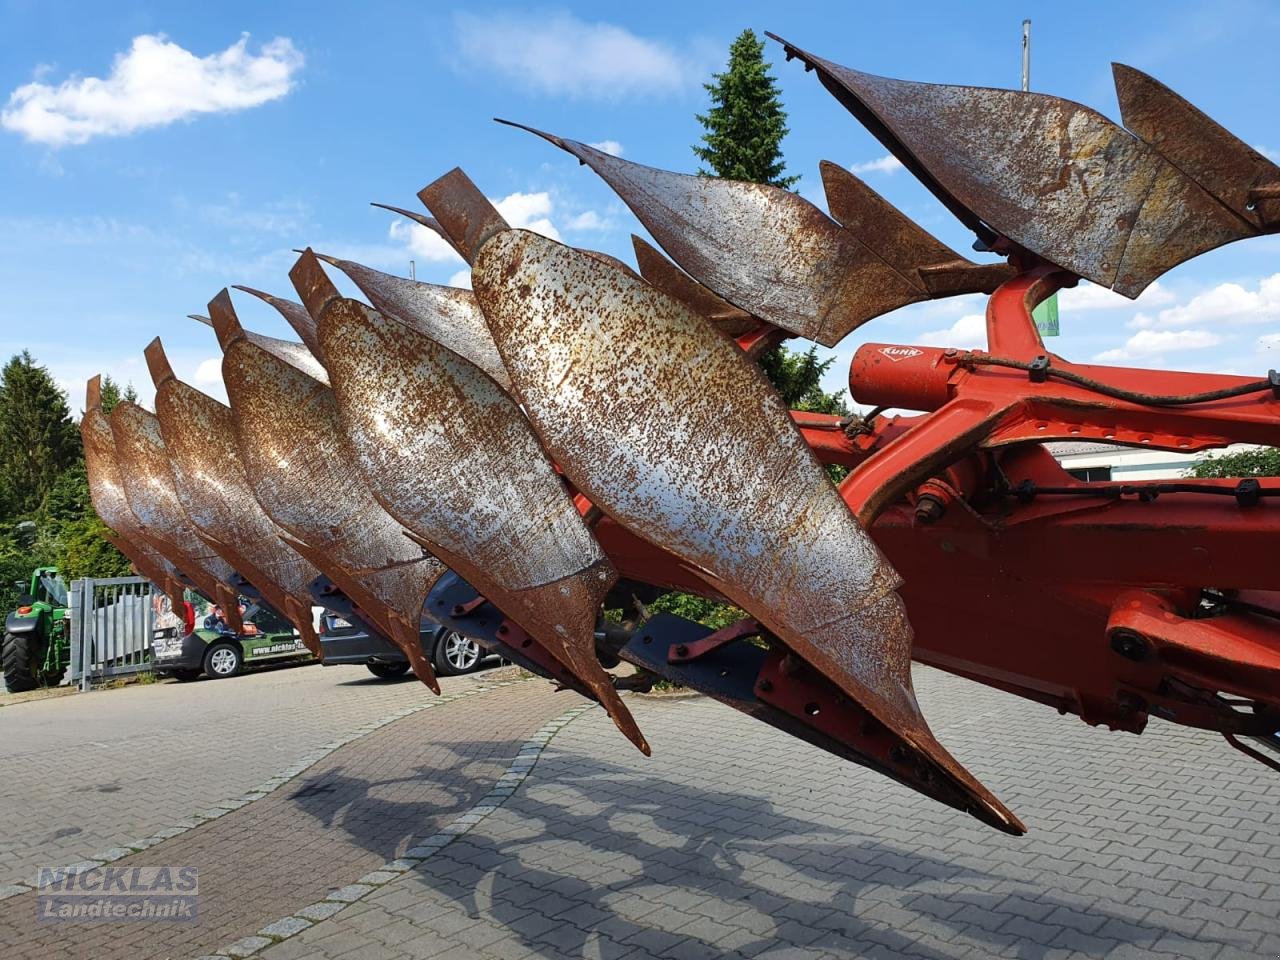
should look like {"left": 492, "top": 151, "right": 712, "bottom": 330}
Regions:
{"left": 1049, "top": 443, "right": 1259, "bottom": 481}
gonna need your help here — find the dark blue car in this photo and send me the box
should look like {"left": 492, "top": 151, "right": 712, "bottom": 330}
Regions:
{"left": 317, "top": 612, "right": 497, "bottom": 679}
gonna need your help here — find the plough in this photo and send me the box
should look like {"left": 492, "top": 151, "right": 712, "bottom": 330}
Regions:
{"left": 83, "top": 40, "right": 1280, "bottom": 834}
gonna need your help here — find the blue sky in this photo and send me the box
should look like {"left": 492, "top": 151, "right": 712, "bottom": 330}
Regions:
{"left": 2, "top": 0, "right": 1279, "bottom": 411}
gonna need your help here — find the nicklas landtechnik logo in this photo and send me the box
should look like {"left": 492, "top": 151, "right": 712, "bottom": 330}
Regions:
{"left": 36, "top": 865, "right": 198, "bottom": 922}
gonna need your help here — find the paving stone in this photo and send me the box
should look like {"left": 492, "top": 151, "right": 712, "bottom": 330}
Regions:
{"left": 356, "top": 870, "right": 400, "bottom": 886}
{"left": 259, "top": 915, "right": 312, "bottom": 939}
{"left": 296, "top": 900, "right": 349, "bottom": 922}
{"left": 224, "top": 935, "right": 273, "bottom": 957}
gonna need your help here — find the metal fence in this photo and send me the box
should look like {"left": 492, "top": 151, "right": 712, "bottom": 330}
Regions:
{"left": 68, "top": 576, "right": 155, "bottom": 690}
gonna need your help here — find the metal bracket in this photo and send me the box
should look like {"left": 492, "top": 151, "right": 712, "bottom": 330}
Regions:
{"left": 425, "top": 571, "right": 593, "bottom": 699}
{"left": 667, "top": 617, "right": 761, "bottom": 663}
{"left": 306, "top": 575, "right": 388, "bottom": 643}
{"left": 621, "top": 614, "right": 1021, "bottom": 833}
{"left": 450, "top": 594, "right": 488, "bottom": 618}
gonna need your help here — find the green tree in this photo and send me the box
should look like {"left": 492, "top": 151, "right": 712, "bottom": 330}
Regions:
{"left": 634, "top": 26, "right": 853, "bottom": 642}
{"left": 692, "top": 29, "right": 848, "bottom": 417}
{"left": 694, "top": 29, "right": 798, "bottom": 188}
{"left": 0, "top": 357, "right": 135, "bottom": 608}
{"left": 1190, "top": 447, "right": 1280, "bottom": 478}
{"left": 96, "top": 375, "right": 137, "bottom": 416}
{"left": 0, "top": 351, "right": 82, "bottom": 517}
{"left": 38, "top": 462, "right": 132, "bottom": 580}
{"left": 758, "top": 345, "right": 850, "bottom": 416}
{"left": 0, "top": 521, "right": 57, "bottom": 613}
{"left": 646, "top": 592, "right": 746, "bottom": 631}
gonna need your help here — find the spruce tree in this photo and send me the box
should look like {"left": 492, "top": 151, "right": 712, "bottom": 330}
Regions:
{"left": 96, "top": 374, "right": 137, "bottom": 416}
{"left": 693, "top": 29, "right": 798, "bottom": 188}
{"left": 645, "top": 31, "right": 845, "bottom": 637}
{"left": 0, "top": 352, "right": 82, "bottom": 516}
{"left": 693, "top": 29, "right": 846, "bottom": 416}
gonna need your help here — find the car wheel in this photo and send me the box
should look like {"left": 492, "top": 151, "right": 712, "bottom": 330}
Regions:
{"left": 366, "top": 660, "right": 410, "bottom": 679}
{"left": 2, "top": 632, "right": 37, "bottom": 693}
{"left": 433, "top": 630, "right": 482, "bottom": 676}
{"left": 203, "top": 642, "right": 242, "bottom": 679}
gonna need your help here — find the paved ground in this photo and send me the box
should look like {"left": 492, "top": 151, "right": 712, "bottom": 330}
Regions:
{"left": 0, "top": 675, "right": 564, "bottom": 959}
{"left": 0, "top": 662, "right": 492, "bottom": 887}
{"left": 256, "top": 667, "right": 1280, "bottom": 960}
{"left": 3, "top": 662, "right": 1278, "bottom": 959}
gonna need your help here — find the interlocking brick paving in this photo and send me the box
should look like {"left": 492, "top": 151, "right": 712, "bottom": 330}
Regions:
{"left": 0, "top": 676, "right": 572, "bottom": 959}
{"left": 0, "top": 662, "right": 488, "bottom": 887}
{"left": 261, "top": 665, "right": 1280, "bottom": 960}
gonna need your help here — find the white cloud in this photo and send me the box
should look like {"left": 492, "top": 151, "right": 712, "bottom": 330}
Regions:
{"left": 565, "top": 210, "right": 607, "bottom": 231}
{"left": 2, "top": 33, "right": 303, "bottom": 147}
{"left": 1094, "top": 329, "right": 1223, "bottom": 362}
{"left": 849, "top": 155, "right": 903, "bottom": 176}
{"left": 1059, "top": 279, "right": 1174, "bottom": 313}
{"left": 493, "top": 191, "right": 560, "bottom": 240}
{"left": 448, "top": 269, "right": 472, "bottom": 290}
{"left": 197, "top": 195, "right": 309, "bottom": 236}
{"left": 388, "top": 218, "right": 464, "bottom": 264}
{"left": 920, "top": 313, "right": 986, "bottom": 349}
{"left": 1128, "top": 274, "right": 1280, "bottom": 330}
{"left": 589, "top": 139, "right": 624, "bottom": 157}
{"left": 453, "top": 11, "right": 700, "bottom": 99}
{"left": 390, "top": 190, "right": 564, "bottom": 266}
{"left": 194, "top": 357, "right": 222, "bottom": 386}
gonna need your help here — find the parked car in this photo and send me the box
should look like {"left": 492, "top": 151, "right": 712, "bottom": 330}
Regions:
{"left": 317, "top": 612, "right": 498, "bottom": 679}
{"left": 153, "top": 601, "right": 312, "bottom": 680}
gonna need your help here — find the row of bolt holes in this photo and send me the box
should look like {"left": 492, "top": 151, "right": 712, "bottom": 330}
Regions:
{"left": 1033, "top": 423, "right": 1192, "bottom": 448}
{"left": 639, "top": 634, "right": 738, "bottom": 684}
{"left": 437, "top": 600, "right": 541, "bottom": 662}
{"left": 637, "top": 635, "right": 924, "bottom": 773}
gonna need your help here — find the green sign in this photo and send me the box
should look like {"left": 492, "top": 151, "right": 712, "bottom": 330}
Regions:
{"left": 1033, "top": 293, "right": 1059, "bottom": 337}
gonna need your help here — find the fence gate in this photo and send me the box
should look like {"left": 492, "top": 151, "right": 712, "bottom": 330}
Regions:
{"left": 68, "top": 576, "right": 155, "bottom": 690}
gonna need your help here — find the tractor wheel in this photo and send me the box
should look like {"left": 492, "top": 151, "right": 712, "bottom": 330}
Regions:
{"left": 202, "top": 642, "right": 242, "bottom": 679}
{"left": 366, "top": 660, "right": 410, "bottom": 680}
{"left": 2, "top": 632, "right": 38, "bottom": 693}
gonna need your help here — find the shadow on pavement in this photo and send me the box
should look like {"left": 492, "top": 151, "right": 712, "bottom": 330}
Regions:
{"left": 287, "top": 737, "right": 530, "bottom": 845}
{"left": 302, "top": 741, "right": 1241, "bottom": 960}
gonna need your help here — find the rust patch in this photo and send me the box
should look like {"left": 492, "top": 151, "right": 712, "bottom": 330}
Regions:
{"left": 81, "top": 379, "right": 188, "bottom": 610}
{"left": 308, "top": 250, "right": 510, "bottom": 389}
{"left": 292, "top": 249, "right": 647, "bottom": 753}
{"left": 769, "top": 35, "right": 1269, "bottom": 297}
{"left": 630, "top": 235, "right": 758, "bottom": 338}
{"left": 499, "top": 120, "right": 924, "bottom": 347}
{"left": 1113, "top": 63, "right": 1280, "bottom": 230}
{"left": 818, "top": 161, "right": 1016, "bottom": 296}
{"left": 145, "top": 337, "right": 326, "bottom": 653}
{"left": 472, "top": 229, "right": 1020, "bottom": 830}
{"left": 108, "top": 400, "right": 245, "bottom": 634}
{"left": 211, "top": 288, "right": 444, "bottom": 692}
{"left": 416, "top": 168, "right": 511, "bottom": 265}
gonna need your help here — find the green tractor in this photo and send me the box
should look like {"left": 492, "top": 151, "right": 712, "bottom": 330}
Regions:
{"left": 3, "top": 566, "right": 71, "bottom": 693}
